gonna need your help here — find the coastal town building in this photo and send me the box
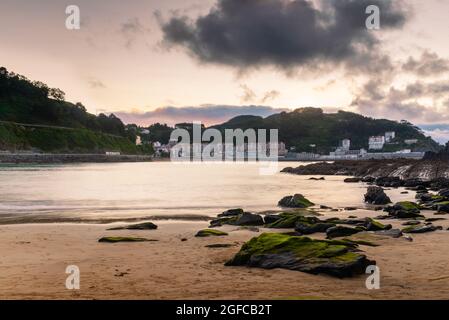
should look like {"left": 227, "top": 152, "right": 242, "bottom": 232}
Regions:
{"left": 369, "top": 136, "right": 386, "bottom": 150}
{"left": 341, "top": 139, "right": 351, "bottom": 150}
{"left": 405, "top": 139, "right": 418, "bottom": 145}
{"left": 385, "top": 131, "right": 396, "bottom": 142}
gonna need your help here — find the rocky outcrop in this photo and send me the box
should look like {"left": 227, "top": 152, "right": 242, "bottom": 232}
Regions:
{"left": 384, "top": 202, "right": 424, "bottom": 219}
{"left": 278, "top": 194, "right": 314, "bottom": 208}
{"left": 281, "top": 159, "right": 449, "bottom": 183}
{"left": 218, "top": 208, "right": 244, "bottom": 217}
{"left": 225, "top": 233, "right": 375, "bottom": 278}
{"left": 364, "top": 186, "right": 391, "bottom": 205}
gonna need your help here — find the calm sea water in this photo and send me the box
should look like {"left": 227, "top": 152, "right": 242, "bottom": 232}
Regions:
{"left": 0, "top": 162, "right": 413, "bottom": 223}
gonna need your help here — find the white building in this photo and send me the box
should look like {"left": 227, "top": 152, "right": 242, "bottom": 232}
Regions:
{"left": 404, "top": 139, "right": 418, "bottom": 145}
{"left": 341, "top": 139, "right": 351, "bottom": 150}
{"left": 385, "top": 131, "right": 396, "bottom": 142}
{"left": 369, "top": 136, "right": 385, "bottom": 150}
{"left": 136, "top": 136, "right": 142, "bottom": 146}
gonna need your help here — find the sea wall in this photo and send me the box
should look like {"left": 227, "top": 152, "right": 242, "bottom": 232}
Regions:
{"left": 0, "top": 153, "right": 153, "bottom": 164}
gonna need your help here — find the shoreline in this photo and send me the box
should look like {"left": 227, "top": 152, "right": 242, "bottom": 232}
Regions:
{"left": 1, "top": 208, "right": 449, "bottom": 300}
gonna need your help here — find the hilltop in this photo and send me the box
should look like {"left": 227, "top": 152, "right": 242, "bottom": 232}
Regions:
{"left": 0, "top": 67, "right": 148, "bottom": 154}
{"left": 212, "top": 108, "right": 440, "bottom": 153}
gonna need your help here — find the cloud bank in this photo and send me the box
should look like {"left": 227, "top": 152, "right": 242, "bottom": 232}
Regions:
{"left": 160, "top": 0, "right": 407, "bottom": 72}
{"left": 115, "top": 105, "right": 288, "bottom": 126}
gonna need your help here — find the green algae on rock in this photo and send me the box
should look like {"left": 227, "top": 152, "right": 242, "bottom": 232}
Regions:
{"left": 195, "top": 229, "right": 229, "bottom": 237}
{"left": 278, "top": 194, "right": 315, "bottom": 208}
{"left": 107, "top": 222, "right": 158, "bottom": 231}
{"left": 225, "top": 233, "right": 375, "bottom": 278}
{"left": 98, "top": 237, "right": 156, "bottom": 243}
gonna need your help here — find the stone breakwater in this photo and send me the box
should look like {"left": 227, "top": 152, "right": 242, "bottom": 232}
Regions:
{"left": 281, "top": 159, "right": 449, "bottom": 181}
{"left": 0, "top": 153, "right": 153, "bottom": 164}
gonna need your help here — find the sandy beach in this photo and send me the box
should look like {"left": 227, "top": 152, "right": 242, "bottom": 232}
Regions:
{"left": 1, "top": 207, "right": 449, "bottom": 300}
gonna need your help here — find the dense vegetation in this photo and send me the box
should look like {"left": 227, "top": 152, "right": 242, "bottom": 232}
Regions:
{"left": 0, "top": 67, "right": 147, "bottom": 154}
{"left": 212, "top": 108, "right": 440, "bottom": 153}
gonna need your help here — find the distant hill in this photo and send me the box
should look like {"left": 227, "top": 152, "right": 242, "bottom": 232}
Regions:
{"left": 0, "top": 67, "right": 147, "bottom": 154}
{"left": 212, "top": 107, "right": 440, "bottom": 153}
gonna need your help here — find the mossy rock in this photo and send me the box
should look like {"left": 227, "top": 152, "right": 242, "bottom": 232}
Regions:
{"left": 267, "top": 214, "right": 320, "bottom": 229}
{"left": 98, "top": 237, "right": 156, "bottom": 243}
{"left": 396, "top": 201, "right": 422, "bottom": 211}
{"left": 107, "top": 222, "right": 158, "bottom": 231}
{"left": 364, "top": 218, "right": 392, "bottom": 231}
{"left": 278, "top": 194, "right": 315, "bottom": 208}
{"left": 195, "top": 229, "right": 229, "bottom": 237}
{"left": 402, "top": 225, "right": 442, "bottom": 234}
{"left": 225, "top": 233, "right": 375, "bottom": 278}
{"left": 326, "top": 226, "right": 365, "bottom": 239}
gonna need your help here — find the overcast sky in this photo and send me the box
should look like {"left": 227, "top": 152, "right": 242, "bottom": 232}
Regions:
{"left": 1, "top": 0, "right": 449, "bottom": 141}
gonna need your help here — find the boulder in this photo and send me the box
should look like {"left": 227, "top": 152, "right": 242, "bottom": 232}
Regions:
{"left": 384, "top": 201, "right": 423, "bottom": 219}
{"left": 326, "top": 226, "right": 364, "bottom": 239}
{"left": 195, "top": 229, "right": 229, "bottom": 237}
{"left": 225, "top": 233, "right": 375, "bottom": 278}
{"left": 364, "top": 218, "right": 392, "bottom": 231}
{"left": 267, "top": 212, "right": 320, "bottom": 229}
{"left": 364, "top": 186, "right": 391, "bottom": 205}
{"left": 233, "top": 212, "right": 264, "bottom": 226}
{"left": 107, "top": 222, "right": 158, "bottom": 231}
{"left": 218, "top": 208, "right": 244, "bottom": 217}
{"left": 402, "top": 225, "right": 443, "bottom": 234}
{"left": 295, "top": 222, "right": 335, "bottom": 235}
{"left": 263, "top": 214, "right": 282, "bottom": 224}
{"left": 278, "top": 194, "right": 314, "bottom": 208}
{"left": 438, "top": 188, "right": 449, "bottom": 198}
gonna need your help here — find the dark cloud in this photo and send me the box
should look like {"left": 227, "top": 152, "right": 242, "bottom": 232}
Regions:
{"left": 159, "top": 0, "right": 407, "bottom": 72}
{"left": 402, "top": 51, "right": 449, "bottom": 76}
{"left": 114, "top": 105, "right": 288, "bottom": 126}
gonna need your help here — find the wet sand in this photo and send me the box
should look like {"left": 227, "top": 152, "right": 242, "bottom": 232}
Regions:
{"left": 1, "top": 209, "right": 449, "bottom": 300}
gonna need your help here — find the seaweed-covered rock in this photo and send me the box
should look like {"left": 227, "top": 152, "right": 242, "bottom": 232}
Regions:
{"left": 295, "top": 222, "right": 335, "bottom": 235}
{"left": 195, "top": 229, "right": 229, "bottom": 237}
{"left": 364, "top": 218, "right": 392, "bottom": 231}
{"left": 326, "top": 226, "right": 364, "bottom": 239}
{"left": 107, "top": 222, "right": 158, "bottom": 231}
{"left": 278, "top": 194, "right": 314, "bottom": 208}
{"left": 402, "top": 225, "right": 442, "bottom": 234}
{"left": 218, "top": 208, "right": 244, "bottom": 217}
{"left": 209, "top": 216, "right": 238, "bottom": 228}
{"left": 364, "top": 186, "right": 391, "bottom": 205}
{"left": 225, "top": 233, "right": 375, "bottom": 278}
{"left": 98, "top": 237, "right": 156, "bottom": 243}
{"left": 384, "top": 201, "right": 423, "bottom": 219}
{"left": 234, "top": 212, "right": 264, "bottom": 226}
{"left": 267, "top": 212, "right": 320, "bottom": 229}
{"left": 263, "top": 214, "right": 282, "bottom": 224}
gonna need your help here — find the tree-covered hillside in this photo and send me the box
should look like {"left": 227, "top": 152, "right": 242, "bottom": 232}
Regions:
{"left": 213, "top": 108, "right": 440, "bottom": 153}
{"left": 0, "top": 67, "right": 146, "bottom": 154}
